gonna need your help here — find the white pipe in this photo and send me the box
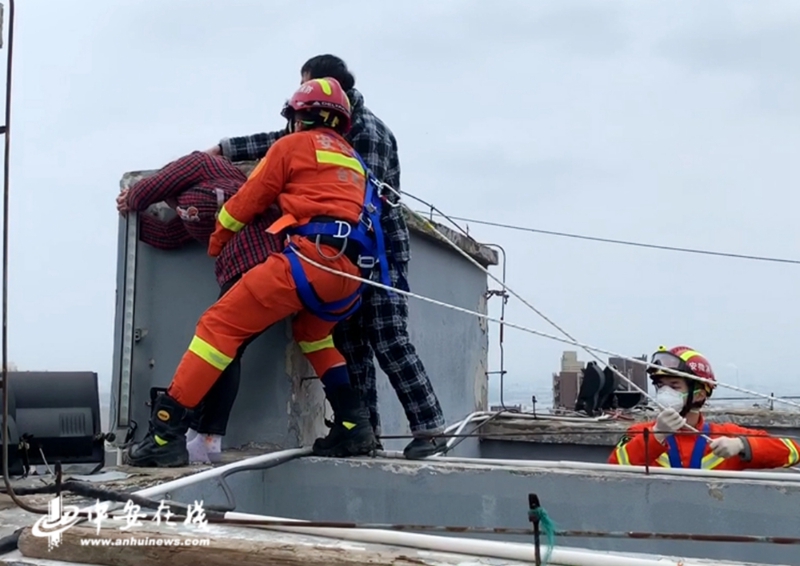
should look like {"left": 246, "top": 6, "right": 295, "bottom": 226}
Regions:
{"left": 129, "top": 446, "right": 800, "bottom": 503}
{"left": 121, "top": 450, "right": 780, "bottom": 565}
{"left": 504, "top": 413, "right": 613, "bottom": 423}
{"left": 441, "top": 409, "right": 613, "bottom": 441}
{"left": 439, "top": 411, "right": 800, "bottom": 474}
{"left": 376, "top": 450, "right": 800, "bottom": 482}
{"left": 223, "top": 511, "right": 755, "bottom": 566}
{"left": 134, "top": 447, "right": 311, "bottom": 498}
{"left": 443, "top": 411, "right": 487, "bottom": 434}
{"left": 445, "top": 410, "right": 613, "bottom": 428}
{"left": 442, "top": 411, "right": 487, "bottom": 451}
{"left": 72, "top": 448, "right": 310, "bottom": 522}
{"left": 422, "top": 454, "right": 800, "bottom": 483}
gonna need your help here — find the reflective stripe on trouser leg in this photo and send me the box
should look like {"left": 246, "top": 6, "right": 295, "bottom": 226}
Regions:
{"left": 293, "top": 313, "right": 345, "bottom": 378}
{"left": 168, "top": 332, "right": 236, "bottom": 409}
{"left": 298, "top": 335, "right": 335, "bottom": 355}
{"left": 286, "top": 237, "right": 363, "bottom": 378}
{"left": 169, "top": 260, "right": 305, "bottom": 407}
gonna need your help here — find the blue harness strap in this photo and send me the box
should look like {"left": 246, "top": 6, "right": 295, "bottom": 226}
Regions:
{"left": 281, "top": 149, "right": 398, "bottom": 322}
{"left": 284, "top": 245, "right": 364, "bottom": 322}
{"left": 350, "top": 150, "right": 392, "bottom": 291}
{"left": 665, "top": 423, "right": 710, "bottom": 468}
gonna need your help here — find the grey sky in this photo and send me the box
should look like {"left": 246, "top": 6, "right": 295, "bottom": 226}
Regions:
{"left": 3, "top": 0, "right": 799, "bottom": 405}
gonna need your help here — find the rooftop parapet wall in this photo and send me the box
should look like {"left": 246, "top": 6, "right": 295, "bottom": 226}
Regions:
{"left": 481, "top": 408, "right": 800, "bottom": 447}
{"left": 120, "top": 160, "right": 499, "bottom": 268}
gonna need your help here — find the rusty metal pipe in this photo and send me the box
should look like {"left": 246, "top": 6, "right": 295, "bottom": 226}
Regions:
{"left": 555, "top": 529, "right": 800, "bottom": 545}
{"left": 194, "top": 516, "right": 800, "bottom": 546}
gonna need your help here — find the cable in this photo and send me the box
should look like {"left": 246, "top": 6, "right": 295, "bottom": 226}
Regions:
{"left": 376, "top": 429, "right": 800, "bottom": 443}
{"left": 290, "top": 234, "right": 800, "bottom": 412}
{"left": 380, "top": 190, "right": 775, "bottom": 449}
{"left": 0, "top": 0, "right": 46, "bottom": 515}
{"left": 415, "top": 211, "right": 800, "bottom": 266}
{"left": 386, "top": 190, "right": 721, "bottom": 444}
{"left": 388, "top": 188, "right": 800, "bottom": 455}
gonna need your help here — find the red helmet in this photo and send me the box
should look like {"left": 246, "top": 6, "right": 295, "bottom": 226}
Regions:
{"left": 281, "top": 77, "right": 352, "bottom": 134}
{"left": 647, "top": 345, "right": 716, "bottom": 395}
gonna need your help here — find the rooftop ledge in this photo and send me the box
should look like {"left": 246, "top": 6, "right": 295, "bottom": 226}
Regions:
{"left": 120, "top": 159, "right": 500, "bottom": 268}
{"left": 479, "top": 408, "right": 800, "bottom": 447}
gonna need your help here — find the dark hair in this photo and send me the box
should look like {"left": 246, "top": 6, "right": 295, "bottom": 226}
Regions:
{"left": 301, "top": 54, "right": 356, "bottom": 92}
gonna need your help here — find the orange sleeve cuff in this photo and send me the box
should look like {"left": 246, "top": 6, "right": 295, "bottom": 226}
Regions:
{"left": 208, "top": 228, "right": 234, "bottom": 257}
{"left": 743, "top": 436, "right": 800, "bottom": 469}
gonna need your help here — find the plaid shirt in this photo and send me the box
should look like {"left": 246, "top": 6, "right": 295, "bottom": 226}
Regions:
{"left": 129, "top": 151, "right": 245, "bottom": 246}
{"left": 138, "top": 214, "right": 194, "bottom": 250}
{"left": 219, "top": 88, "right": 410, "bottom": 265}
{"left": 128, "top": 151, "right": 283, "bottom": 287}
{"left": 215, "top": 205, "right": 283, "bottom": 288}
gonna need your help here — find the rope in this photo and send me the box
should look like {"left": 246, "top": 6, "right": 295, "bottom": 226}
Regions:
{"left": 374, "top": 187, "right": 721, "bottom": 444}
{"left": 290, "top": 177, "right": 800, "bottom": 475}
{"left": 528, "top": 506, "right": 557, "bottom": 564}
{"left": 413, "top": 211, "right": 800, "bottom": 266}
{"left": 294, "top": 201, "right": 800, "bottom": 413}
{"left": 295, "top": 241, "right": 800, "bottom": 478}
{"left": 402, "top": 191, "right": 800, "bottom": 420}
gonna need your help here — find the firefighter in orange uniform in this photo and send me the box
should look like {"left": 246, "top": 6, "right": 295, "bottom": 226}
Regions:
{"left": 609, "top": 345, "right": 800, "bottom": 471}
{"left": 125, "top": 77, "right": 386, "bottom": 466}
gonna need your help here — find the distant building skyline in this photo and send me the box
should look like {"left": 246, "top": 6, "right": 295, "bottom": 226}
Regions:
{"left": 552, "top": 351, "right": 648, "bottom": 410}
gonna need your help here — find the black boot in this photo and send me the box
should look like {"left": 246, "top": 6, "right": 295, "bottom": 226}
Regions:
{"left": 313, "top": 386, "right": 376, "bottom": 457}
{"left": 322, "top": 385, "right": 340, "bottom": 429}
{"left": 124, "top": 390, "right": 190, "bottom": 468}
{"left": 403, "top": 436, "right": 448, "bottom": 460}
{"left": 150, "top": 387, "right": 201, "bottom": 432}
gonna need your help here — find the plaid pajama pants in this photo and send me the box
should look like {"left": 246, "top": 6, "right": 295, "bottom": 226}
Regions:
{"left": 333, "top": 261, "right": 446, "bottom": 436}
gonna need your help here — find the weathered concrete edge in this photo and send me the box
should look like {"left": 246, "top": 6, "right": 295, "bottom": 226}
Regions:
{"left": 481, "top": 410, "right": 800, "bottom": 446}
{"left": 120, "top": 162, "right": 499, "bottom": 268}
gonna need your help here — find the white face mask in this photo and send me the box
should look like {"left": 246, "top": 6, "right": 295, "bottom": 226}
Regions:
{"left": 654, "top": 386, "right": 687, "bottom": 411}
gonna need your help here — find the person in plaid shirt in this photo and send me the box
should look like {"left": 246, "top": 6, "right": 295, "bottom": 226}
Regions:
{"left": 117, "top": 151, "right": 284, "bottom": 465}
{"left": 207, "top": 55, "right": 447, "bottom": 459}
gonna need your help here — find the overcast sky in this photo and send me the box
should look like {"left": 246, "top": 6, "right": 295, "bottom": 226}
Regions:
{"left": 3, "top": 0, "right": 799, "bottom": 408}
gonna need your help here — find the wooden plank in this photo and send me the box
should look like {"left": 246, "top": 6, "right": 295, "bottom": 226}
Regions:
{"left": 17, "top": 524, "right": 529, "bottom": 566}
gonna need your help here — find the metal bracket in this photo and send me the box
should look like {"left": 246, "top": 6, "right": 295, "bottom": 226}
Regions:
{"left": 484, "top": 288, "right": 509, "bottom": 302}
{"left": 133, "top": 328, "right": 148, "bottom": 342}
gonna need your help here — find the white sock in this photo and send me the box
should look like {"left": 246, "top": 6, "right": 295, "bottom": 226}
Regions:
{"left": 186, "top": 428, "right": 199, "bottom": 443}
{"left": 186, "top": 436, "right": 211, "bottom": 464}
{"left": 203, "top": 434, "right": 222, "bottom": 463}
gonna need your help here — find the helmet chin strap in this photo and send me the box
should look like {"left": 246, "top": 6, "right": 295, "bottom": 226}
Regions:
{"left": 679, "top": 380, "right": 706, "bottom": 417}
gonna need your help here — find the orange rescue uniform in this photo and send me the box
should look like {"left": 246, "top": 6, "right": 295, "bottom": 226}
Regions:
{"left": 608, "top": 415, "right": 800, "bottom": 471}
{"left": 166, "top": 128, "right": 367, "bottom": 408}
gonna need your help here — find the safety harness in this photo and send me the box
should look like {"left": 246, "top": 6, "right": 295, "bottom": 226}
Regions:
{"left": 664, "top": 422, "right": 710, "bottom": 468}
{"left": 281, "top": 151, "right": 396, "bottom": 322}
